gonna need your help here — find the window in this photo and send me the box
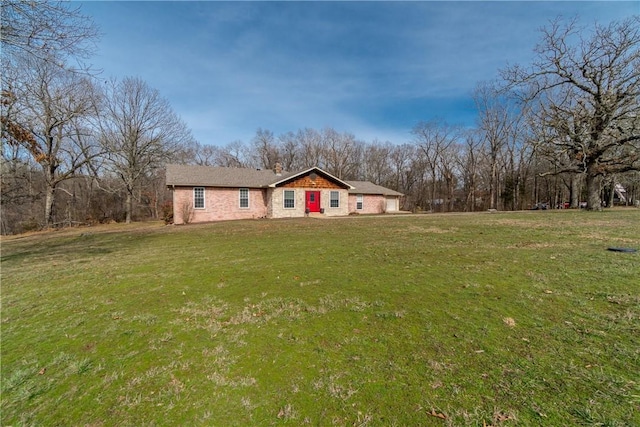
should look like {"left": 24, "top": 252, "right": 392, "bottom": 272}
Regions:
{"left": 356, "top": 194, "right": 363, "bottom": 210}
{"left": 330, "top": 191, "right": 340, "bottom": 208}
{"left": 284, "top": 190, "right": 295, "bottom": 209}
{"left": 239, "top": 188, "right": 249, "bottom": 208}
{"left": 194, "top": 187, "right": 205, "bottom": 209}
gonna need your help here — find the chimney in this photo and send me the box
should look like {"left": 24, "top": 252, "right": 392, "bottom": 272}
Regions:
{"left": 274, "top": 162, "right": 283, "bottom": 176}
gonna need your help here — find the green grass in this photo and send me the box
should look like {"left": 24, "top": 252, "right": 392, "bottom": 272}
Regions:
{"left": 2, "top": 210, "right": 639, "bottom": 426}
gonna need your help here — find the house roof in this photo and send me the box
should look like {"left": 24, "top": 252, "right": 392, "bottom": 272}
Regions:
{"left": 346, "top": 181, "right": 404, "bottom": 197}
{"left": 166, "top": 164, "right": 402, "bottom": 196}
{"left": 166, "top": 164, "right": 297, "bottom": 188}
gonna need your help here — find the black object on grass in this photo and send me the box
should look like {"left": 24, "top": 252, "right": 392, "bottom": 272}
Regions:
{"left": 607, "top": 247, "right": 638, "bottom": 253}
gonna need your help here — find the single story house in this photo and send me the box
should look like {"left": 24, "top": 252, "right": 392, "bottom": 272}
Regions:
{"left": 165, "top": 164, "right": 403, "bottom": 224}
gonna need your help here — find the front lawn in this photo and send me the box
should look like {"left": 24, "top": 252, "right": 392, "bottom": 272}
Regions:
{"left": 2, "top": 210, "right": 638, "bottom": 426}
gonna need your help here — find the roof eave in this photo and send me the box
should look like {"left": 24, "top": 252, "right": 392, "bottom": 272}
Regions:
{"left": 167, "top": 182, "right": 268, "bottom": 188}
{"left": 268, "top": 167, "right": 355, "bottom": 189}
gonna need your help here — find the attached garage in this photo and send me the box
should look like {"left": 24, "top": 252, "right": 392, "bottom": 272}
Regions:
{"left": 386, "top": 196, "right": 398, "bottom": 212}
{"left": 347, "top": 181, "right": 403, "bottom": 214}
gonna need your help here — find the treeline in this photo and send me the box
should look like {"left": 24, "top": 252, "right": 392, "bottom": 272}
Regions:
{"left": 4, "top": 118, "right": 639, "bottom": 234}
{"left": 1, "top": 3, "right": 639, "bottom": 234}
{"left": 173, "top": 118, "right": 640, "bottom": 214}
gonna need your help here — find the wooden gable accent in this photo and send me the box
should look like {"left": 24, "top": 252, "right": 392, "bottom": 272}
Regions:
{"left": 280, "top": 172, "right": 344, "bottom": 189}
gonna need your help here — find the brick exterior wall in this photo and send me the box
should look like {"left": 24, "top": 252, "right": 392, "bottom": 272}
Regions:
{"left": 172, "top": 186, "right": 268, "bottom": 224}
{"left": 348, "top": 194, "right": 387, "bottom": 214}
{"left": 269, "top": 187, "right": 349, "bottom": 218}
{"left": 172, "top": 186, "right": 352, "bottom": 223}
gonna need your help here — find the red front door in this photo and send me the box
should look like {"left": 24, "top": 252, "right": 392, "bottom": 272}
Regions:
{"left": 305, "top": 191, "right": 321, "bottom": 212}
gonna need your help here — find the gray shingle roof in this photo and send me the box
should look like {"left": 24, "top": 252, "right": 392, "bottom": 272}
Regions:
{"left": 166, "top": 164, "right": 402, "bottom": 196}
{"left": 346, "top": 181, "right": 404, "bottom": 196}
{"left": 166, "top": 164, "right": 297, "bottom": 188}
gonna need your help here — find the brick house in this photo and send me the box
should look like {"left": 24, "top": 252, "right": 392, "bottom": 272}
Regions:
{"left": 165, "top": 164, "right": 403, "bottom": 224}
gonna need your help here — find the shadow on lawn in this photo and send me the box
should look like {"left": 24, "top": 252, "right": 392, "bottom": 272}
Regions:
{"left": 1, "top": 233, "right": 114, "bottom": 264}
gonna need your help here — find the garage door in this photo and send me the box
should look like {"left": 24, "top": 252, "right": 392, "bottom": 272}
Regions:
{"left": 386, "top": 197, "right": 397, "bottom": 212}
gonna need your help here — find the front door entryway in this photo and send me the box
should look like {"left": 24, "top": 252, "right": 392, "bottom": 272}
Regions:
{"left": 305, "top": 191, "right": 321, "bottom": 212}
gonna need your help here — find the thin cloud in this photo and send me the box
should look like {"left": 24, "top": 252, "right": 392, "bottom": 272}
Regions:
{"left": 80, "top": 1, "right": 638, "bottom": 146}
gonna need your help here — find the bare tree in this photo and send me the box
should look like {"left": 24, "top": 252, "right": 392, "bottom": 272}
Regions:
{"left": 195, "top": 143, "right": 221, "bottom": 167}
{"left": 474, "top": 83, "right": 519, "bottom": 210}
{"left": 277, "top": 131, "right": 300, "bottom": 171}
{"left": 180, "top": 141, "right": 224, "bottom": 166}
{"left": 251, "top": 128, "right": 279, "bottom": 170}
{"left": 411, "top": 120, "right": 459, "bottom": 212}
{"left": 176, "top": 140, "right": 246, "bottom": 168}
{"left": 361, "top": 140, "right": 393, "bottom": 185}
{"left": 619, "top": 170, "right": 640, "bottom": 206}
{"left": 499, "top": 110, "right": 536, "bottom": 210}
{"left": 321, "top": 127, "right": 363, "bottom": 179}
{"left": 0, "top": 141, "right": 43, "bottom": 233}
{"left": 502, "top": 17, "right": 640, "bottom": 210}
{"left": 217, "top": 140, "right": 251, "bottom": 168}
{"left": 388, "top": 143, "right": 416, "bottom": 200}
{"left": 2, "top": 55, "right": 101, "bottom": 227}
{"left": 457, "top": 132, "right": 483, "bottom": 211}
{"left": 1, "top": 1, "right": 99, "bottom": 69}
{"left": 1, "top": 1, "right": 102, "bottom": 230}
{"left": 295, "top": 128, "right": 324, "bottom": 169}
{"left": 438, "top": 141, "right": 461, "bottom": 211}
{"left": 98, "top": 77, "right": 194, "bottom": 223}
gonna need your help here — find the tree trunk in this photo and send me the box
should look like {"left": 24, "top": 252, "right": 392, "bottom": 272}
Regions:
{"left": 44, "top": 185, "right": 56, "bottom": 228}
{"left": 513, "top": 175, "right": 519, "bottom": 210}
{"left": 586, "top": 170, "right": 602, "bottom": 211}
{"left": 469, "top": 181, "right": 476, "bottom": 212}
{"left": 489, "top": 163, "right": 497, "bottom": 210}
{"left": 125, "top": 191, "right": 133, "bottom": 223}
{"left": 448, "top": 178, "right": 455, "bottom": 212}
{"left": 569, "top": 174, "right": 580, "bottom": 208}
{"left": 430, "top": 173, "right": 437, "bottom": 212}
{"left": 607, "top": 177, "right": 616, "bottom": 208}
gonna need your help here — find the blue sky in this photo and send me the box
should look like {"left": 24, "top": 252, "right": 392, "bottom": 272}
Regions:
{"left": 79, "top": 1, "right": 639, "bottom": 146}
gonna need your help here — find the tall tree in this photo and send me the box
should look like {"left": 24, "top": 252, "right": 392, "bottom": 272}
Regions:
{"left": 1, "top": 1, "right": 101, "bottom": 229}
{"left": 277, "top": 131, "right": 300, "bottom": 171}
{"left": 361, "top": 141, "right": 393, "bottom": 186}
{"left": 474, "top": 82, "right": 518, "bottom": 210}
{"left": 217, "top": 140, "right": 250, "bottom": 168}
{"left": 411, "top": 120, "right": 458, "bottom": 212}
{"left": 457, "top": 132, "right": 483, "bottom": 211}
{"left": 438, "top": 141, "right": 461, "bottom": 212}
{"left": 2, "top": 55, "right": 101, "bottom": 227}
{"left": 388, "top": 143, "right": 416, "bottom": 198}
{"left": 502, "top": 17, "right": 640, "bottom": 210}
{"left": 296, "top": 128, "right": 324, "bottom": 169}
{"left": 321, "top": 127, "right": 362, "bottom": 180}
{"left": 251, "top": 128, "right": 279, "bottom": 170}
{"left": 98, "top": 77, "right": 194, "bottom": 223}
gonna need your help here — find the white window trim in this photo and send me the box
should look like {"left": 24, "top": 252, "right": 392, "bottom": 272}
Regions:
{"left": 239, "top": 188, "right": 249, "bottom": 209}
{"left": 330, "top": 190, "right": 340, "bottom": 208}
{"left": 356, "top": 194, "right": 364, "bottom": 210}
{"left": 194, "top": 187, "right": 205, "bottom": 209}
{"left": 283, "top": 190, "right": 295, "bottom": 209}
